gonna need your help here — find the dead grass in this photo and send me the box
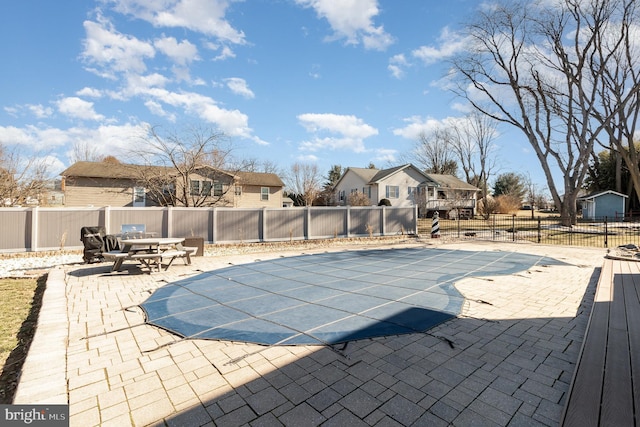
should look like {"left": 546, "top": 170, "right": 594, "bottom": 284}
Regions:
{"left": 0, "top": 276, "right": 46, "bottom": 403}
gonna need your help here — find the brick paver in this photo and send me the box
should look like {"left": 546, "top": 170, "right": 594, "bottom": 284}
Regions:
{"left": 15, "top": 240, "right": 605, "bottom": 426}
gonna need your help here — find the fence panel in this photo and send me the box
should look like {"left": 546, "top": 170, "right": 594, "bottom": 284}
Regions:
{"left": 36, "top": 208, "right": 104, "bottom": 251}
{"left": 309, "top": 208, "right": 346, "bottom": 239}
{"left": 108, "top": 208, "right": 167, "bottom": 236}
{"left": 215, "top": 209, "right": 262, "bottom": 243}
{"left": 169, "top": 208, "right": 212, "bottom": 240}
{"left": 349, "top": 207, "right": 381, "bottom": 237}
{"left": 264, "top": 208, "right": 306, "bottom": 241}
{"left": 0, "top": 209, "right": 30, "bottom": 252}
{"left": 385, "top": 207, "right": 416, "bottom": 235}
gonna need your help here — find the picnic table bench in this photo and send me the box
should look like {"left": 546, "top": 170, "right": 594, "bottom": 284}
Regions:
{"left": 561, "top": 257, "right": 640, "bottom": 426}
{"left": 103, "top": 238, "right": 197, "bottom": 273}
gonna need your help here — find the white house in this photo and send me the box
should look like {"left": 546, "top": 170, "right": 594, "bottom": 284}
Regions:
{"left": 333, "top": 164, "right": 479, "bottom": 217}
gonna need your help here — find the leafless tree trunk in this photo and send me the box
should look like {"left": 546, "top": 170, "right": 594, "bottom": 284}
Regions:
{"left": 452, "top": 0, "right": 635, "bottom": 225}
{"left": 591, "top": 0, "right": 640, "bottom": 210}
{"left": 411, "top": 129, "right": 458, "bottom": 175}
{"left": 0, "top": 144, "right": 51, "bottom": 206}
{"left": 448, "top": 112, "right": 499, "bottom": 219}
{"left": 131, "top": 125, "right": 234, "bottom": 207}
{"left": 285, "top": 163, "right": 322, "bottom": 206}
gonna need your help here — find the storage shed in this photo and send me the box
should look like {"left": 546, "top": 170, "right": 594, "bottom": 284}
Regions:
{"left": 578, "top": 190, "right": 628, "bottom": 221}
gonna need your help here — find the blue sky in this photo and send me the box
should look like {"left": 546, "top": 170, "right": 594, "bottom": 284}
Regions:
{"left": 0, "top": 0, "right": 544, "bottom": 188}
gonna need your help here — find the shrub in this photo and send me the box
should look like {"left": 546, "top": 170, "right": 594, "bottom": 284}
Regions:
{"left": 378, "top": 198, "right": 391, "bottom": 206}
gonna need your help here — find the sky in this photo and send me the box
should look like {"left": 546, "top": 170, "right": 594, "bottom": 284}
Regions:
{"left": 0, "top": 0, "right": 547, "bottom": 189}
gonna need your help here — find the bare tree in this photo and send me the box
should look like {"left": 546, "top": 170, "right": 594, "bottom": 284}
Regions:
{"left": 285, "top": 163, "right": 322, "bottom": 206}
{"left": 411, "top": 129, "right": 458, "bottom": 175}
{"left": 348, "top": 191, "right": 371, "bottom": 206}
{"left": 448, "top": 112, "right": 499, "bottom": 218}
{"left": 590, "top": 0, "right": 640, "bottom": 209}
{"left": 452, "top": 0, "right": 638, "bottom": 225}
{"left": 131, "top": 125, "right": 234, "bottom": 207}
{"left": 0, "top": 144, "right": 51, "bottom": 206}
{"left": 70, "top": 141, "right": 102, "bottom": 163}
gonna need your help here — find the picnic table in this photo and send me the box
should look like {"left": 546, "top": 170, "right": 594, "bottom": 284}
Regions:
{"left": 103, "top": 237, "right": 194, "bottom": 273}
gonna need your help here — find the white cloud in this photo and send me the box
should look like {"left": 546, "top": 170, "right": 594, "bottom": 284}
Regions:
{"left": 109, "top": 0, "right": 246, "bottom": 44}
{"left": 373, "top": 148, "right": 397, "bottom": 163}
{"left": 57, "top": 97, "right": 105, "bottom": 121}
{"left": 295, "top": 0, "right": 394, "bottom": 50}
{"left": 297, "top": 113, "right": 378, "bottom": 152}
{"left": 76, "top": 87, "right": 103, "bottom": 98}
{"left": 82, "top": 18, "right": 155, "bottom": 77}
{"left": 224, "top": 77, "right": 255, "bottom": 99}
{"left": 392, "top": 115, "right": 444, "bottom": 140}
{"left": 388, "top": 53, "right": 408, "bottom": 79}
{"left": 412, "top": 27, "right": 469, "bottom": 65}
{"left": 154, "top": 36, "right": 199, "bottom": 65}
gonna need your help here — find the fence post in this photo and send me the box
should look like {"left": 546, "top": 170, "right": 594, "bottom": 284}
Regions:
{"left": 492, "top": 215, "right": 496, "bottom": 241}
{"left": 413, "top": 205, "right": 419, "bottom": 235}
{"left": 211, "top": 207, "right": 217, "bottom": 244}
{"left": 381, "top": 206, "right": 386, "bottom": 236}
{"left": 346, "top": 206, "right": 351, "bottom": 238}
{"left": 604, "top": 216, "right": 608, "bottom": 248}
{"left": 512, "top": 214, "right": 516, "bottom": 242}
{"left": 104, "top": 206, "right": 111, "bottom": 233}
{"left": 166, "top": 206, "right": 173, "bottom": 238}
{"left": 305, "top": 206, "right": 311, "bottom": 240}
{"left": 261, "top": 207, "right": 267, "bottom": 242}
{"left": 537, "top": 217, "right": 541, "bottom": 243}
{"left": 30, "top": 206, "right": 39, "bottom": 252}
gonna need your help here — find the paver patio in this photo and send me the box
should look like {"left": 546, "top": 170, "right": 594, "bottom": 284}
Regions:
{"left": 14, "top": 239, "right": 605, "bottom": 426}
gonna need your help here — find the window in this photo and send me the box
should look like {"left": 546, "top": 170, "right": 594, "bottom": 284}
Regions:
{"left": 213, "top": 183, "right": 223, "bottom": 197}
{"left": 235, "top": 185, "right": 242, "bottom": 196}
{"left": 202, "top": 181, "right": 212, "bottom": 196}
{"left": 362, "top": 186, "right": 371, "bottom": 199}
{"left": 351, "top": 188, "right": 358, "bottom": 194}
{"left": 133, "top": 187, "right": 145, "bottom": 207}
{"left": 190, "top": 180, "right": 200, "bottom": 196}
{"left": 261, "top": 187, "right": 269, "bottom": 201}
{"left": 408, "top": 187, "right": 416, "bottom": 195}
{"left": 339, "top": 190, "right": 345, "bottom": 201}
{"left": 386, "top": 185, "right": 399, "bottom": 198}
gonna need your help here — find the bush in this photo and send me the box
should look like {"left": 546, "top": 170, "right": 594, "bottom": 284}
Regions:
{"left": 494, "top": 195, "right": 521, "bottom": 214}
{"left": 378, "top": 198, "right": 391, "bottom": 206}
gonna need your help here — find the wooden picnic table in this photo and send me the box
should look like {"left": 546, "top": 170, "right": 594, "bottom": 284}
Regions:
{"left": 104, "top": 237, "right": 192, "bottom": 273}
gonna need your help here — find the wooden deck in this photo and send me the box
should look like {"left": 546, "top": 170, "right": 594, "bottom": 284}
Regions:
{"left": 561, "top": 257, "right": 640, "bottom": 426}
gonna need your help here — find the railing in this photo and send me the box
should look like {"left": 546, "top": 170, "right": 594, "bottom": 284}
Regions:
{"left": 0, "top": 206, "right": 418, "bottom": 253}
{"left": 424, "top": 199, "right": 476, "bottom": 211}
{"left": 419, "top": 215, "right": 640, "bottom": 248}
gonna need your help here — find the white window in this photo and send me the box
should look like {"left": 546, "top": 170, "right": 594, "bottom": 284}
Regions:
{"left": 386, "top": 185, "right": 399, "bottom": 198}
{"left": 235, "top": 185, "right": 242, "bottom": 196}
{"left": 261, "top": 187, "right": 269, "bottom": 201}
{"left": 133, "top": 187, "right": 145, "bottom": 207}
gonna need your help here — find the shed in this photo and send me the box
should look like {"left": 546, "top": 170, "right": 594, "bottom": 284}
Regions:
{"left": 578, "top": 190, "right": 628, "bottom": 221}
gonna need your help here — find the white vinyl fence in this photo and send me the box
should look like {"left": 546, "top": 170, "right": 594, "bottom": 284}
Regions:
{"left": 0, "top": 206, "right": 418, "bottom": 253}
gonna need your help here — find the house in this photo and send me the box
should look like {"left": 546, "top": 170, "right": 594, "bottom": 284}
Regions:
{"left": 333, "top": 164, "right": 479, "bottom": 217}
{"left": 60, "top": 161, "right": 284, "bottom": 208}
{"left": 578, "top": 190, "right": 628, "bottom": 221}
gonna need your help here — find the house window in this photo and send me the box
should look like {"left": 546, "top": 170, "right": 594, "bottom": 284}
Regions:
{"left": 235, "top": 185, "right": 242, "bottom": 196}
{"left": 339, "top": 190, "right": 345, "bottom": 201}
{"left": 202, "top": 181, "right": 212, "bottom": 196}
{"left": 261, "top": 187, "right": 269, "bottom": 201}
{"left": 351, "top": 188, "right": 358, "bottom": 194}
{"left": 133, "top": 187, "right": 145, "bottom": 207}
{"left": 213, "top": 183, "right": 223, "bottom": 197}
{"left": 386, "top": 185, "right": 399, "bottom": 199}
{"left": 362, "top": 186, "right": 371, "bottom": 199}
{"left": 190, "top": 180, "right": 200, "bottom": 196}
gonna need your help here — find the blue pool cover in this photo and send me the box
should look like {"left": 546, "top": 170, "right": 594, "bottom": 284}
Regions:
{"left": 140, "top": 247, "right": 564, "bottom": 346}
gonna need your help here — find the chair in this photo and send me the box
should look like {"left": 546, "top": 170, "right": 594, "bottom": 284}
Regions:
{"left": 121, "top": 224, "right": 146, "bottom": 240}
{"left": 80, "top": 226, "right": 121, "bottom": 263}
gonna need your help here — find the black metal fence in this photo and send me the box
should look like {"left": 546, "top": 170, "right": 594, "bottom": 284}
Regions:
{"left": 418, "top": 215, "right": 640, "bottom": 248}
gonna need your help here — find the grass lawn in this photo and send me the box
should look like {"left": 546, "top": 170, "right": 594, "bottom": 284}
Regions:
{"left": 0, "top": 276, "right": 45, "bottom": 403}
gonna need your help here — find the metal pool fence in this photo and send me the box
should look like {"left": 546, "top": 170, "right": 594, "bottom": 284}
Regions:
{"left": 418, "top": 215, "right": 640, "bottom": 248}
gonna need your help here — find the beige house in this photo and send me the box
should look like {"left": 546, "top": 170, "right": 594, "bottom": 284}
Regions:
{"left": 60, "top": 161, "right": 284, "bottom": 208}
{"left": 333, "top": 164, "right": 479, "bottom": 217}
